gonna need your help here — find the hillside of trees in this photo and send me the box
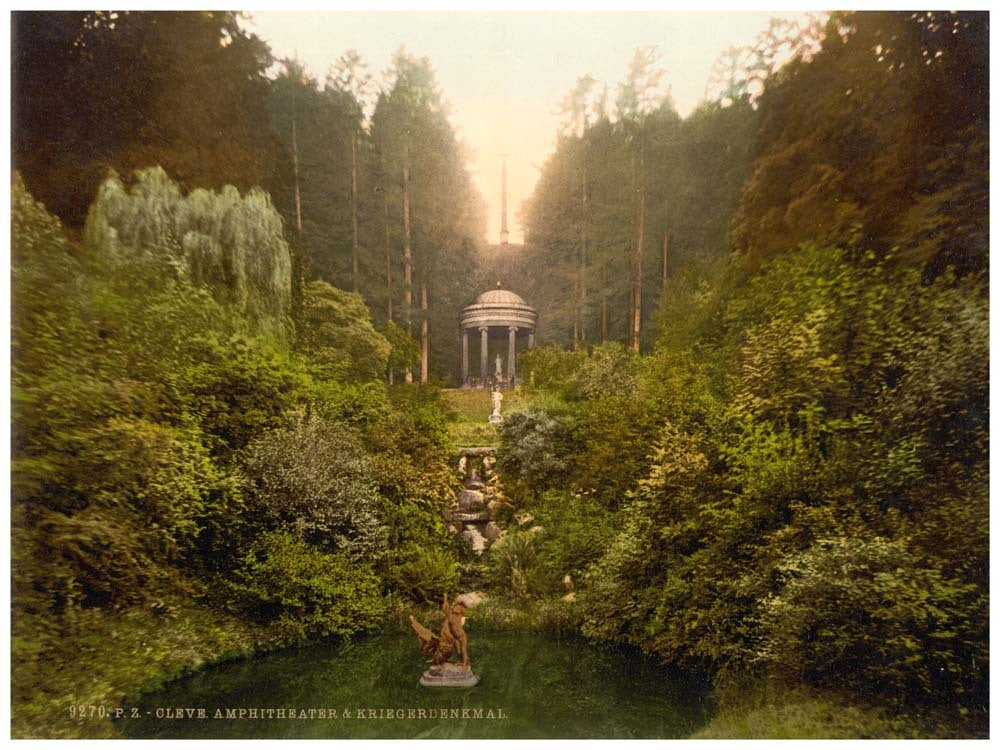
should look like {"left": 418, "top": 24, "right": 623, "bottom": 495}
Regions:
{"left": 494, "top": 10, "right": 987, "bottom": 736}
{"left": 13, "top": 10, "right": 483, "bottom": 384}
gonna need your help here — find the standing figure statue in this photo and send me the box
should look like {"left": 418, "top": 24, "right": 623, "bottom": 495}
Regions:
{"left": 489, "top": 387, "right": 503, "bottom": 423}
{"left": 494, "top": 353, "right": 503, "bottom": 380}
{"left": 409, "top": 593, "right": 479, "bottom": 686}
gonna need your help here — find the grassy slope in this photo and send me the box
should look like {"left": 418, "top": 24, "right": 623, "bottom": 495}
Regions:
{"left": 693, "top": 682, "right": 986, "bottom": 739}
{"left": 440, "top": 388, "right": 527, "bottom": 448}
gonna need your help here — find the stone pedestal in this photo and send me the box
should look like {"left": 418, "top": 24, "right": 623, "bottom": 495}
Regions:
{"left": 420, "top": 662, "right": 480, "bottom": 687}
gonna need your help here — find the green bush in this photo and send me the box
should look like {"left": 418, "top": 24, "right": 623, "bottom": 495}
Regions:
{"left": 529, "top": 490, "right": 616, "bottom": 582}
{"left": 497, "top": 407, "right": 573, "bottom": 495}
{"left": 756, "top": 536, "right": 986, "bottom": 708}
{"left": 571, "top": 394, "right": 661, "bottom": 505}
{"left": 386, "top": 383, "right": 452, "bottom": 451}
{"left": 232, "top": 531, "right": 385, "bottom": 642}
{"left": 571, "top": 342, "right": 641, "bottom": 400}
{"left": 13, "top": 415, "right": 240, "bottom": 614}
{"left": 299, "top": 281, "right": 391, "bottom": 382}
{"left": 389, "top": 547, "right": 461, "bottom": 603}
{"left": 518, "top": 345, "right": 586, "bottom": 397}
{"left": 487, "top": 529, "right": 551, "bottom": 602}
{"left": 239, "top": 416, "right": 385, "bottom": 556}
{"left": 175, "top": 333, "right": 312, "bottom": 458}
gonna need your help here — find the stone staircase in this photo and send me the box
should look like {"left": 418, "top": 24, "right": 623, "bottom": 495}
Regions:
{"left": 448, "top": 447, "right": 507, "bottom": 554}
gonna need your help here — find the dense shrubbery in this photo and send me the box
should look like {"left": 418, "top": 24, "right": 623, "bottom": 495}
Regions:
{"left": 240, "top": 417, "right": 386, "bottom": 555}
{"left": 487, "top": 529, "right": 548, "bottom": 602}
{"left": 507, "top": 242, "right": 987, "bottom": 721}
{"left": 497, "top": 407, "right": 573, "bottom": 494}
{"left": 389, "top": 547, "right": 461, "bottom": 604}
{"left": 755, "top": 537, "right": 983, "bottom": 707}
{"left": 11, "top": 171, "right": 462, "bottom": 721}
{"left": 496, "top": 18, "right": 988, "bottom": 731}
{"left": 503, "top": 343, "right": 664, "bottom": 506}
{"left": 231, "top": 531, "right": 386, "bottom": 641}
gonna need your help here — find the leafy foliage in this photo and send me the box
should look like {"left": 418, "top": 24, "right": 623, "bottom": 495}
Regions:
{"left": 497, "top": 407, "right": 573, "bottom": 495}
{"left": 239, "top": 417, "right": 386, "bottom": 556}
{"left": 84, "top": 167, "right": 293, "bottom": 337}
{"left": 299, "top": 280, "right": 391, "bottom": 381}
{"left": 389, "top": 547, "right": 461, "bottom": 604}
{"left": 12, "top": 173, "right": 458, "bottom": 680}
{"left": 233, "top": 531, "right": 386, "bottom": 641}
{"left": 487, "top": 530, "right": 549, "bottom": 603}
{"left": 756, "top": 537, "right": 985, "bottom": 708}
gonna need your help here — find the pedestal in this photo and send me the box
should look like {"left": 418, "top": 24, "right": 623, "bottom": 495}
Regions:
{"left": 420, "top": 662, "right": 480, "bottom": 687}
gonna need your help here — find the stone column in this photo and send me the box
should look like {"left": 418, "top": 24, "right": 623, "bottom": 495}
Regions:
{"left": 508, "top": 326, "right": 517, "bottom": 385}
{"left": 479, "top": 327, "right": 489, "bottom": 386}
{"left": 528, "top": 331, "right": 535, "bottom": 349}
{"left": 461, "top": 329, "right": 469, "bottom": 386}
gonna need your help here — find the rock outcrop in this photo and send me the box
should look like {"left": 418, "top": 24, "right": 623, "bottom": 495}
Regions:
{"left": 451, "top": 447, "right": 510, "bottom": 554}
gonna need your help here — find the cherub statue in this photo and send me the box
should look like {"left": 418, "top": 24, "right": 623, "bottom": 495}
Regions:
{"left": 408, "top": 593, "right": 470, "bottom": 670}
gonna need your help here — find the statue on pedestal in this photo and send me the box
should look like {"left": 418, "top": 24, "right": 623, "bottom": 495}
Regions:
{"left": 408, "top": 593, "right": 480, "bottom": 687}
{"left": 489, "top": 387, "right": 503, "bottom": 423}
{"left": 494, "top": 353, "right": 503, "bottom": 379}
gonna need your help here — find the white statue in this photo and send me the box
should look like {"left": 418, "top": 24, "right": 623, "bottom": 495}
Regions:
{"left": 489, "top": 388, "right": 504, "bottom": 423}
{"left": 494, "top": 353, "right": 503, "bottom": 378}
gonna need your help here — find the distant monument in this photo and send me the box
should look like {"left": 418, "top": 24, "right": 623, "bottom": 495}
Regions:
{"left": 456, "top": 161, "right": 539, "bottom": 389}
{"left": 459, "top": 285, "right": 537, "bottom": 388}
{"left": 500, "top": 155, "right": 510, "bottom": 245}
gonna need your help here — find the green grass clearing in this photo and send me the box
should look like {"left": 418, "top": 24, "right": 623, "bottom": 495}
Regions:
{"left": 440, "top": 388, "right": 527, "bottom": 447}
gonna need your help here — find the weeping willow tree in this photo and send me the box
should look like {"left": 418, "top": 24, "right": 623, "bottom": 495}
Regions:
{"left": 84, "top": 167, "right": 294, "bottom": 339}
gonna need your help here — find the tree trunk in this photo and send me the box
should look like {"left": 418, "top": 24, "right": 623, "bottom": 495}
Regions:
{"left": 572, "top": 272, "right": 579, "bottom": 350}
{"left": 420, "top": 273, "right": 429, "bottom": 384}
{"left": 292, "top": 118, "right": 302, "bottom": 237}
{"left": 383, "top": 171, "right": 393, "bottom": 325}
{"left": 290, "top": 112, "right": 304, "bottom": 323}
{"left": 627, "top": 237, "right": 635, "bottom": 348}
{"left": 580, "top": 162, "right": 588, "bottom": 346}
{"left": 383, "top": 169, "right": 394, "bottom": 385}
{"left": 402, "top": 157, "right": 413, "bottom": 383}
{"left": 350, "top": 132, "right": 360, "bottom": 294}
{"left": 601, "top": 261, "right": 608, "bottom": 343}
{"left": 662, "top": 227, "right": 668, "bottom": 295}
{"left": 632, "top": 179, "right": 645, "bottom": 353}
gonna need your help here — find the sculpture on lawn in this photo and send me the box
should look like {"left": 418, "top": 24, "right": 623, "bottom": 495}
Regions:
{"left": 489, "top": 387, "right": 503, "bottom": 424}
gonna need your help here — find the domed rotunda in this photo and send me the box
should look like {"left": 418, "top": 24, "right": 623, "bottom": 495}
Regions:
{"left": 459, "top": 284, "right": 537, "bottom": 387}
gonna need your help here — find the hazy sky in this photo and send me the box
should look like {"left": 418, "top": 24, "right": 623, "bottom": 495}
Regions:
{"left": 247, "top": 11, "right": 811, "bottom": 244}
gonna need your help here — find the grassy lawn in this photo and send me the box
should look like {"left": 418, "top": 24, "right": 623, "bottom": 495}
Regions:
{"left": 440, "top": 388, "right": 527, "bottom": 448}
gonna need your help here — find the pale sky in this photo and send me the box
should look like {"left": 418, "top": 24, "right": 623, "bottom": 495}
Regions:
{"left": 246, "top": 11, "right": 813, "bottom": 244}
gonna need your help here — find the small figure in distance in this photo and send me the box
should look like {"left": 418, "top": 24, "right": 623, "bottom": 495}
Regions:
{"left": 489, "top": 386, "right": 503, "bottom": 423}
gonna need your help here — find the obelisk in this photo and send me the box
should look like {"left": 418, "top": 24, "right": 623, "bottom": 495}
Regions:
{"left": 500, "top": 155, "right": 509, "bottom": 245}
